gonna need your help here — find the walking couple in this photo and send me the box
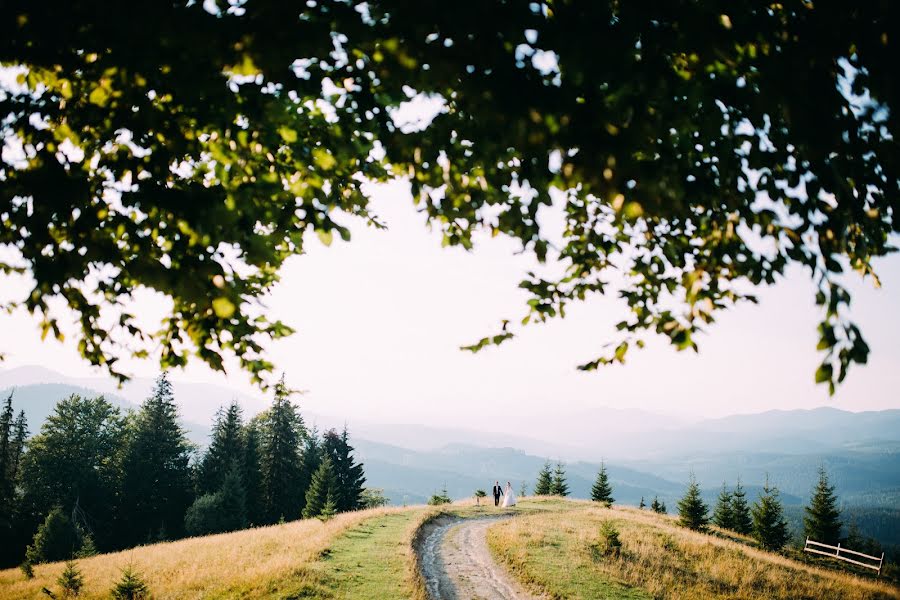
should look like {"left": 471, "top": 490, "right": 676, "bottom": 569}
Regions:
{"left": 492, "top": 480, "right": 517, "bottom": 507}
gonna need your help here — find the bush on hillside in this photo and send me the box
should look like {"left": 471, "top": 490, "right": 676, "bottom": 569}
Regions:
{"left": 360, "top": 488, "right": 389, "bottom": 509}
{"left": 185, "top": 493, "right": 228, "bottom": 536}
{"left": 26, "top": 507, "right": 79, "bottom": 565}
{"left": 428, "top": 486, "right": 452, "bottom": 506}
{"left": 111, "top": 565, "right": 150, "bottom": 600}
{"left": 57, "top": 560, "right": 84, "bottom": 599}
{"left": 594, "top": 521, "right": 622, "bottom": 558}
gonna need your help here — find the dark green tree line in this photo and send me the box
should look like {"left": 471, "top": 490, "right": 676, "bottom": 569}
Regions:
{"left": 1, "top": 374, "right": 367, "bottom": 567}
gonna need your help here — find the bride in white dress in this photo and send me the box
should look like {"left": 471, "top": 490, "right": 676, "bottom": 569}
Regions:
{"left": 501, "top": 481, "right": 517, "bottom": 507}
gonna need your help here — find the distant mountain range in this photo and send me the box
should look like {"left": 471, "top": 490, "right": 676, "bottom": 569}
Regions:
{"left": 2, "top": 364, "right": 899, "bottom": 511}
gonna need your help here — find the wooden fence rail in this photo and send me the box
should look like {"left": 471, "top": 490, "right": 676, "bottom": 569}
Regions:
{"left": 804, "top": 537, "right": 885, "bottom": 575}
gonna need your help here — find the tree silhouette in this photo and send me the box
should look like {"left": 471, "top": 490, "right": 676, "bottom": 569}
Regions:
{"left": 120, "top": 373, "right": 194, "bottom": 544}
{"left": 590, "top": 462, "right": 614, "bottom": 505}
{"left": 803, "top": 467, "right": 842, "bottom": 545}
{"left": 712, "top": 482, "right": 734, "bottom": 531}
{"left": 677, "top": 474, "right": 709, "bottom": 531}
{"left": 550, "top": 462, "right": 569, "bottom": 497}
{"left": 752, "top": 476, "right": 790, "bottom": 552}
{"left": 534, "top": 462, "right": 553, "bottom": 496}
{"left": 730, "top": 478, "right": 753, "bottom": 535}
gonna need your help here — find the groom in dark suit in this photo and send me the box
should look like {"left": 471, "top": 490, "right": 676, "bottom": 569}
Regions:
{"left": 492, "top": 480, "right": 502, "bottom": 506}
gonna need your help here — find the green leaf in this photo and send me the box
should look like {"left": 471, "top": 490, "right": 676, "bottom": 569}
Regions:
{"left": 278, "top": 126, "right": 298, "bottom": 144}
{"left": 212, "top": 297, "right": 236, "bottom": 319}
{"left": 814, "top": 364, "right": 833, "bottom": 384}
{"left": 88, "top": 86, "right": 109, "bottom": 107}
{"left": 316, "top": 229, "right": 333, "bottom": 247}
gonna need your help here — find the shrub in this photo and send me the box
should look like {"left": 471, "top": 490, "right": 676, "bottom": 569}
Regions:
{"left": 591, "top": 521, "right": 622, "bottom": 559}
{"left": 359, "top": 488, "right": 389, "bottom": 509}
{"left": 74, "top": 534, "right": 97, "bottom": 559}
{"left": 57, "top": 561, "right": 84, "bottom": 598}
{"left": 111, "top": 565, "right": 150, "bottom": 600}
{"left": 185, "top": 493, "right": 227, "bottom": 536}
{"left": 318, "top": 491, "right": 337, "bottom": 522}
{"left": 428, "top": 485, "right": 452, "bottom": 506}
{"left": 26, "top": 507, "right": 79, "bottom": 565}
{"left": 20, "top": 560, "right": 34, "bottom": 579}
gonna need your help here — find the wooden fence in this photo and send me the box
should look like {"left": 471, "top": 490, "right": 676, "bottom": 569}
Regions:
{"left": 804, "top": 537, "right": 885, "bottom": 575}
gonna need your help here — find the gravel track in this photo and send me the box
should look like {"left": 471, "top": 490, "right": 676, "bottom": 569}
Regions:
{"left": 416, "top": 514, "right": 542, "bottom": 600}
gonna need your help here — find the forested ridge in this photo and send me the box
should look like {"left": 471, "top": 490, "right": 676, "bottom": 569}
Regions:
{"left": 0, "top": 373, "right": 367, "bottom": 570}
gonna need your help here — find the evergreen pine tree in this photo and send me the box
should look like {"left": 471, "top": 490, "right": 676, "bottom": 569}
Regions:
{"left": 712, "top": 482, "right": 734, "bottom": 530}
{"left": 730, "top": 478, "right": 752, "bottom": 535}
{"left": 590, "top": 462, "right": 614, "bottom": 505}
{"left": 0, "top": 394, "right": 22, "bottom": 562}
{"left": 319, "top": 490, "right": 337, "bottom": 522}
{"left": 242, "top": 420, "right": 263, "bottom": 525}
{"left": 303, "top": 456, "right": 337, "bottom": 520}
{"left": 199, "top": 401, "right": 245, "bottom": 495}
{"left": 533, "top": 462, "right": 553, "bottom": 496}
{"left": 677, "top": 473, "right": 709, "bottom": 531}
{"left": 259, "top": 376, "right": 305, "bottom": 524}
{"left": 74, "top": 534, "right": 97, "bottom": 558}
{"left": 639, "top": 496, "right": 645, "bottom": 510}
{"left": 120, "top": 373, "right": 194, "bottom": 544}
{"left": 218, "top": 460, "right": 247, "bottom": 532}
{"left": 659, "top": 500, "right": 667, "bottom": 514}
{"left": 0, "top": 404, "right": 27, "bottom": 566}
{"left": 111, "top": 565, "right": 150, "bottom": 600}
{"left": 803, "top": 466, "right": 842, "bottom": 545}
{"left": 297, "top": 426, "right": 321, "bottom": 514}
{"left": 752, "top": 475, "right": 790, "bottom": 551}
{"left": 0, "top": 392, "right": 13, "bottom": 513}
{"left": 57, "top": 560, "right": 84, "bottom": 598}
{"left": 650, "top": 496, "right": 661, "bottom": 513}
{"left": 322, "top": 427, "right": 366, "bottom": 512}
{"left": 10, "top": 410, "right": 27, "bottom": 477}
{"left": 550, "top": 462, "right": 569, "bottom": 497}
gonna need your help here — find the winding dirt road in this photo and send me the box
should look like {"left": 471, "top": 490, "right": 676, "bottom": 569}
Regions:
{"left": 416, "top": 515, "right": 543, "bottom": 600}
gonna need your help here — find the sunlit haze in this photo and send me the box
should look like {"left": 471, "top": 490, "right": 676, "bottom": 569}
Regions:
{"left": 1, "top": 180, "right": 899, "bottom": 434}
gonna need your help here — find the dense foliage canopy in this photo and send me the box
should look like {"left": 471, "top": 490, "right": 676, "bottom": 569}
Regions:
{"left": 2, "top": 1, "right": 897, "bottom": 390}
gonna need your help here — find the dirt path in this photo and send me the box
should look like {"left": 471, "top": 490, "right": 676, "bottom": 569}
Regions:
{"left": 416, "top": 515, "right": 543, "bottom": 600}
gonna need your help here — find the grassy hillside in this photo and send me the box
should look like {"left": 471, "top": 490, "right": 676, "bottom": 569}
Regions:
{"left": 0, "top": 506, "right": 433, "bottom": 600}
{"left": 2, "top": 498, "right": 897, "bottom": 599}
{"left": 488, "top": 499, "right": 899, "bottom": 600}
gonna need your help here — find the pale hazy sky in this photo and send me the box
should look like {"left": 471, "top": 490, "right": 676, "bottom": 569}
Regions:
{"left": 1, "top": 179, "right": 899, "bottom": 423}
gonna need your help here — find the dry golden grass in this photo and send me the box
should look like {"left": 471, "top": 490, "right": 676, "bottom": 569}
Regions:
{"left": 0, "top": 506, "right": 408, "bottom": 600}
{"left": 488, "top": 499, "right": 900, "bottom": 600}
